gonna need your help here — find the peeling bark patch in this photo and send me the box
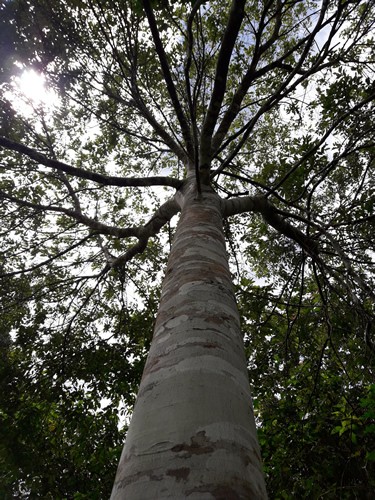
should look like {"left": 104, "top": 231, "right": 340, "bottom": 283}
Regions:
{"left": 117, "top": 469, "right": 163, "bottom": 489}
{"left": 171, "top": 431, "right": 214, "bottom": 457}
{"left": 137, "top": 380, "right": 158, "bottom": 397}
{"left": 212, "top": 485, "right": 241, "bottom": 500}
{"left": 187, "top": 482, "right": 259, "bottom": 500}
{"left": 166, "top": 340, "right": 222, "bottom": 353}
{"left": 172, "top": 430, "right": 263, "bottom": 475}
{"left": 166, "top": 467, "right": 190, "bottom": 482}
{"left": 166, "top": 314, "right": 189, "bottom": 329}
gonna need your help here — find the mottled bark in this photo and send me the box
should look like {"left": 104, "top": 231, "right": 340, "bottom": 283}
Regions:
{"left": 111, "top": 183, "right": 267, "bottom": 499}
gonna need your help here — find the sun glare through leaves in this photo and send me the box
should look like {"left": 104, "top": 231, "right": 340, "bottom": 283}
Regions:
{"left": 16, "top": 69, "right": 57, "bottom": 107}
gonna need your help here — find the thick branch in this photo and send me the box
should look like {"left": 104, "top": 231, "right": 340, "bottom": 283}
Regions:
{"left": 142, "top": 0, "right": 194, "bottom": 156}
{"left": 223, "top": 195, "right": 375, "bottom": 302}
{"left": 222, "top": 195, "right": 319, "bottom": 258}
{"left": 185, "top": 0, "right": 208, "bottom": 190}
{"left": 211, "top": 0, "right": 339, "bottom": 162}
{"left": 2, "top": 187, "right": 181, "bottom": 242}
{"left": 0, "top": 136, "right": 183, "bottom": 189}
{"left": 199, "top": 0, "right": 246, "bottom": 174}
{"left": 0, "top": 191, "right": 141, "bottom": 238}
{"left": 63, "top": 83, "right": 187, "bottom": 162}
{"left": 131, "top": 86, "right": 189, "bottom": 163}
{"left": 2, "top": 190, "right": 181, "bottom": 279}
{"left": 103, "top": 194, "right": 181, "bottom": 270}
{"left": 211, "top": 0, "right": 284, "bottom": 152}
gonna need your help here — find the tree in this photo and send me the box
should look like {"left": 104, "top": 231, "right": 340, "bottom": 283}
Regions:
{"left": 1, "top": 0, "right": 375, "bottom": 497}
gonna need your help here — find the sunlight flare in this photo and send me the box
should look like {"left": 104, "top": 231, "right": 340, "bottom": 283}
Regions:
{"left": 17, "top": 69, "right": 56, "bottom": 105}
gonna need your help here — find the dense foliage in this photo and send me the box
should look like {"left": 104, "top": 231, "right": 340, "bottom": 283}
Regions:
{"left": 1, "top": 0, "right": 375, "bottom": 497}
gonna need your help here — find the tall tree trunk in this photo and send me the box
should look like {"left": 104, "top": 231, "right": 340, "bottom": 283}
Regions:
{"left": 111, "top": 184, "right": 267, "bottom": 499}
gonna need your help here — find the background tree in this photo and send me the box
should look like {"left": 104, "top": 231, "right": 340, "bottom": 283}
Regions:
{"left": 1, "top": 0, "right": 375, "bottom": 497}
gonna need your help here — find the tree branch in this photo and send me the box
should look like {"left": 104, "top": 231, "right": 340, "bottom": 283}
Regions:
{"left": 142, "top": 0, "right": 194, "bottom": 157}
{"left": 2, "top": 190, "right": 181, "bottom": 278}
{"left": 210, "top": 0, "right": 354, "bottom": 166}
{"left": 102, "top": 194, "right": 181, "bottom": 270}
{"left": 0, "top": 234, "right": 94, "bottom": 278}
{"left": 210, "top": 1, "right": 329, "bottom": 154}
{"left": 199, "top": 0, "right": 246, "bottom": 176}
{"left": 0, "top": 190, "right": 141, "bottom": 238}
{"left": 0, "top": 136, "right": 183, "bottom": 189}
{"left": 223, "top": 194, "right": 375, "bottom": 303}
{"left": 222, "top": 195, "right": 319, "bottom": 259}
{"left": 270, "top": 90, "right": 375, "bottom": 195}
{"left": 184, "top": 0, "right": 208, "bottom": 192}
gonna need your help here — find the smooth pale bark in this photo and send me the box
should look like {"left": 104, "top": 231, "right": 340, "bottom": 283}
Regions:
{"left": 111, "top": 183, "right": 267, "bottom": 499}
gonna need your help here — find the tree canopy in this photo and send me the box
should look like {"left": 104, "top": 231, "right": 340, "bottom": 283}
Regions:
{"left": 0, "top": 0, "right": 375, "bottom": 497}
